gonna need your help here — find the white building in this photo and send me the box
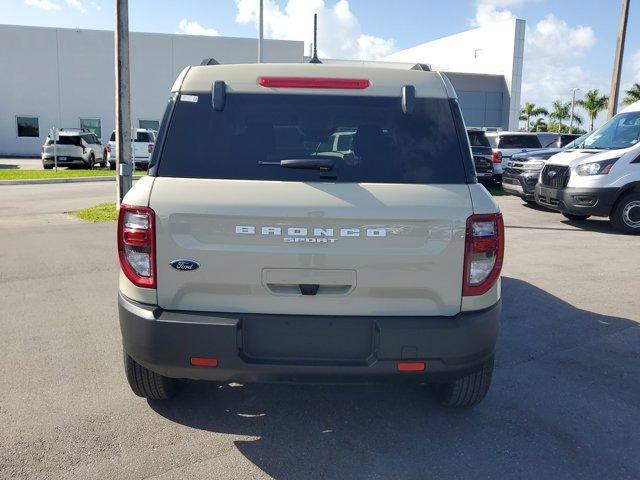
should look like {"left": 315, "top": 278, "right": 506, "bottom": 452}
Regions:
{"left": 384, "top": 18, "right": 526, "bottom": 131}
{"left": 0, "top": 24, "right": 303, "bottom": 156}
{"left": 0, "top": 21, "right": 525, "bottom": 156}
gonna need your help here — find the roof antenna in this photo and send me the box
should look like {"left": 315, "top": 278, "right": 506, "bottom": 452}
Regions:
{"left": 309, "top": 13, "right": 322, "bottom": 64}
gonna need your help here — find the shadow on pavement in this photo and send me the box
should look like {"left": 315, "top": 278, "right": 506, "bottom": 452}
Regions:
{"left": 0, "top": 163, "right": 19, "bottom": 169}
{"left": 150, "top": 277, "right": 640, "bottom": 479}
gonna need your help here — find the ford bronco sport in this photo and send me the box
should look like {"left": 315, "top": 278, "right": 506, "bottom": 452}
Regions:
{"left": 118, "top": 63, "right": 504, "bottom": 408}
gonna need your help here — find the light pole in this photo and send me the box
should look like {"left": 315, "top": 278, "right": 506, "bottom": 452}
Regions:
{"left": 115, "top": 0, "right": 132, "bottom": 207}
{"left": 257, "top": 0, "right": 263, "bottom": 63}
{"left": 607, "top": 0, "right": 630, "bottom": 119}
{"left": 569, "top": 87, "right": 579, "bottom": 134}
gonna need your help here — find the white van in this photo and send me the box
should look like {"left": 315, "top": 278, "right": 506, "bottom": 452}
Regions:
{"left": 535, "top": 101, "right": 640, "bottom": 234}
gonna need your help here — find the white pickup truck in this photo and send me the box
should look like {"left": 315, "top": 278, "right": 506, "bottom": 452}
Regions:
{"left": 108, "top": 129, "right": 156, "bottom": 170}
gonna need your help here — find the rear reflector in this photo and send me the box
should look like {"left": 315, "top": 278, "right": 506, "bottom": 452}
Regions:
{"left": 397, "top": 361, "right": 426, "bottom": 372}
{"left": 258, "top": 76, "right": 370, "bottom": 90}
{"left": 190, "top": 357, "right": 218, "bottom": 367}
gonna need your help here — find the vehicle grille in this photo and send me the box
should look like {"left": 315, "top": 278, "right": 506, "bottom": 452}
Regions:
{"left": 541, "top": 165, "right": 569, "bottom": 188}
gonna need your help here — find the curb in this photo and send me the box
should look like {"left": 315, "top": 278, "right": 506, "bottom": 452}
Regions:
{"left": 0, "top": 176, "right": 142, "bottom": 186}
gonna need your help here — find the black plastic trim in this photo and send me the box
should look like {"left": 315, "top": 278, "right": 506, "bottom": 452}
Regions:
{"left": 147, "top": 92, "right": 178, "bottom": 176}
{"left": 448, "top": 98, "right": 477, "bottom": 184}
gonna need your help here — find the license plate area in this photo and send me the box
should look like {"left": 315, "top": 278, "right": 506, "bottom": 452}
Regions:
{"left": 241, "top": 315, "right": 374, "bottom": 363}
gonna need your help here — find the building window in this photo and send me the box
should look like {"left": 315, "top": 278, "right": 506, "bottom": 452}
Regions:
{"left": 17, "top": 116, "right": 39, "bottom": 137}
{"left": 80, "top": 118, "right": 101, "bottom": 138}
{"left": 139, "top": 119, "right": 159, "bottom": 131}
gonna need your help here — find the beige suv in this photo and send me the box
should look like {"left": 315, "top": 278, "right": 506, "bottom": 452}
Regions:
{"left": 117, "top": 63, "right": 504, "bottom": 408}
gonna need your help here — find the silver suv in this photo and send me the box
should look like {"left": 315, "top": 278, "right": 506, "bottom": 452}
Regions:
{"left": 117, "top": 63, "right": 504, "bottom": 408}
{"left": 41, "top": 128, "right": 107, "bottom": 169}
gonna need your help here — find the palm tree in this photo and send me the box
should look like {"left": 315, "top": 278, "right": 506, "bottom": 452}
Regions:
{"left": 531, "top": 117, "right": 547, "bottom": 132}
{"left": 519, "top": 101, "right": 549, "bottom": 131}
{"left": 622, "top": 83, "right": 640, "bottom": 106}
{"left": 549, "top": 100, "right": 584, "bottom": 133}
{"left": 577, "top": 89, "right": 608, "bottom": 131}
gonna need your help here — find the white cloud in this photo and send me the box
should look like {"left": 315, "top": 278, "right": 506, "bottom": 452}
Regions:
{"left": 90, "top": 1, "right": 101, "bottom": 11}
{"left": 470, "top": 3, "right": 515, "bottom": 27}
{"left": 522, "top": 14, "right": 600, "bottom": 108}
{"left": 176, "top": 19, "right": 220, "bottom": 37}
{"left": 24, "top": 0, "right": 61, "bottom": 11}
{"left": 234, "top": 0, "right": 395, "bottom": 60}
{"left": 632, "top": 51, "right": 640, "bottom": 83}
{"left": 65, "top": 0, "right": 86, "bottom": 13}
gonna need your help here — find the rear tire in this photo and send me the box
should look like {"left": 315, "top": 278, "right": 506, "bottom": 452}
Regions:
{"left": 610, "top": 192, "right": 640, "bottom": 235}
{"left": 124, "top": 351, "right": 182, "bottom": 400}
{"left": 87, "top": 153, "right": 95, "bottom": 170}
{"left": 433, "top": 356, "right": 494, "bottom": 409}
{"left": 101, "top": 150, "right": 108, "bottom": 167}
{"left": 43, "top": 165, "right": 53, "bottom": 170}
{"left": 562, "top": 212, "right": 590, "bottom": 221}
{"left": 109, "top": 161, "right": 116, "bottom": 170}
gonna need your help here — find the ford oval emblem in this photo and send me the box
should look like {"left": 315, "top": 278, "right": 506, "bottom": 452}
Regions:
{"left": 170, "top": 259, "right": 200, "bottom": 271}
{"left": 548, "top": 170, "right": 557, "bottom": 177}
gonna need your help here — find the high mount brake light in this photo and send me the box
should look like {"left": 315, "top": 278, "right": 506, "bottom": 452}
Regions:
{"left": 118, "top": 205, "right": 156, "bottom": 288}
{"left": 258, "top": 76, "right": 370, "bottom": 90}
{"left": 463, "top": 213, "right": 504, "bottom": 296}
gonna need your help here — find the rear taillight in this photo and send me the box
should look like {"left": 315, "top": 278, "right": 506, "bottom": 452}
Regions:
{"left": 463, "top": 213, "right": 504, "bottom": 296}
{"left": 118, "top": 205, "right": 156, "bottom": 288}
{"left": 258, "top": 76, "right": 370, "bottom": 90}
{"left": 106, "top": 144, "right": 111, "bottom": 153}
{"left": 148, "top": 143, "right": 154, "bottom": 154}
{"left": 491, "top": 150, "right": 502, "bottom": 164}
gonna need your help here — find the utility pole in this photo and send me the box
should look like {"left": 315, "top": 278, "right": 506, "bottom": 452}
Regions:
{"left": 115, "top": 0, "right": 132, "bottom": 207}
{"left": 258, "top": 0, "right": 264, "bottom": 63}
{"left": 569, "top": 87, "right": 579, "bottom": 134}
{"left": 607, "top": 0, "right": 630, "bottom": 119}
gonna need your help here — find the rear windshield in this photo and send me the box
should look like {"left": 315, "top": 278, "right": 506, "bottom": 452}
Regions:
{"left": 136, "top": 131, "right": 152, "bottom": 143}
{"left": 467, "top": 131, "right": 490, "bottom": 147}
{"left": 47, "top": 135, "right": 82, "bottom": 146}
{"left": 156, "top": 93, "right": 467, "bottom": 184}
{"left": 497, "top": 135, "right": 542, "bottom": 149}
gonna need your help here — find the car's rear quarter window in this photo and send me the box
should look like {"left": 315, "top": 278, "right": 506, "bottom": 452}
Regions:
{"left": 156, "top": 93, "right": 468, "bottom": 184}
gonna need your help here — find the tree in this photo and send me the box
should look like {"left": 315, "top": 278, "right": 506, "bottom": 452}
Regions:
{"left": 519, "top": 101, "right": 549, "bottom": 132}
{"left": 622, "top": 83, "right": 640, "bottom": 106}
{"left": 531, "top": 117, "right": 548, "bottom": 132}
{"left": 577, "top": 89, "right": 608, "bottom": 131}
{"left": 549, "top": 100, "right": 583, "bottom": 133}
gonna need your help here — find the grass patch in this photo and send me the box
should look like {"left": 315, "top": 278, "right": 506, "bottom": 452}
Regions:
{"left": 0, "top": 169, "right": 116, "bottom": 180}
{"left": 486, "top": 184, "right": 509, "bottom": 196}
{"left": 73, "top": 202, "right": 118, "bottom": 222}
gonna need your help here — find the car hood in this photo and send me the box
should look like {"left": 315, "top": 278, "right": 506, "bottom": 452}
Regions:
{"left": 545, "top": 149, "right": 619, "bottom": 167}
{"left": 512, "top": 148, "right": 563, "bottom": 161}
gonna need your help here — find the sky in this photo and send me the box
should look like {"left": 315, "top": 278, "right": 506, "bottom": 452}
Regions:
{"left": 4, "top": 0, "right": 640, "bottom": 127}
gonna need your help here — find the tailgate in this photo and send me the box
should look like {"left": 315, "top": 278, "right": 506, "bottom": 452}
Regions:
{"left": 151, "top": 178, "right": 472, "bottom": 316}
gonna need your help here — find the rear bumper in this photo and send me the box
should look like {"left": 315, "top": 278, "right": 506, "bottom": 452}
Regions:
{"left": 119, "top": 293, "right": 500, "bottom": 383}
{"left": 42, "top": 156, "right": 87, "bottom": 166}
{"left": 535, "top": 185, "right": 620, "bottom": 217}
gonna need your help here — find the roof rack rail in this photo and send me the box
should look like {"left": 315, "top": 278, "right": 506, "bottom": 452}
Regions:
{"left": 200, "top": 58, "right": 220, "bottom": 66}
{"left": 59, "top": 127, "right": 91, "bottom": 133}
{"left": 411, "top": 63, "right": 431, "bottom": 72}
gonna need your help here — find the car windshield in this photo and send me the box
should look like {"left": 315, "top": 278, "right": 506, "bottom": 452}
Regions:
{"left": 468, "top": 131, "right": 490, "bottom": 147}
{"left": 564, "top": 132, "right": 591, "bottom": 149}
{"left": 580, "top": 111, "right": 640, "bottom": 150}
{"left": 156, "top": 93, "right": 468, "bottom": 184}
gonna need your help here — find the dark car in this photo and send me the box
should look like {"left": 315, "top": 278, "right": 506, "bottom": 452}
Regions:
{"left": 502, "top": 149, "right": 560, "bottom": 202}
{"left": 502, "top": 133, "right": 589, "bottom": 202}
{"left": 467, "top": 129, "right": 494, "bottom": 183}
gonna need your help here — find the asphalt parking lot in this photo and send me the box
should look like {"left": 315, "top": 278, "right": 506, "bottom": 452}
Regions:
{"left": 1, "top": 183, "right": 638, "bottom": 480}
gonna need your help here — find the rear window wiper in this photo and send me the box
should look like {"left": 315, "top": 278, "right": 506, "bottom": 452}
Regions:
{"left": 259, "top": 158, "right": 335, "bottom": 172}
